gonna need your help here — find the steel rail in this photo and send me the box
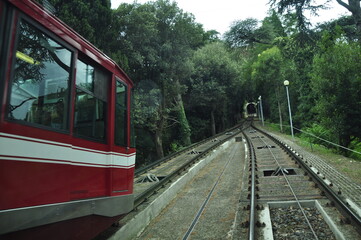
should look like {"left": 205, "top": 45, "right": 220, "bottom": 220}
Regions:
{"left": 253, "top": 125, "right": 361, "bottom": 235}
{"left": 242, "top": 127, "right": 256, "bottom": 240}
{"left": 134, "top": 127, "right": 243, "bottom": 208}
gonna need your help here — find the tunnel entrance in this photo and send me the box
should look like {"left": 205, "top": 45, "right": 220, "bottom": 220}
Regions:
{"left": 245, "top": 102, "right": 258, "bottom": 118}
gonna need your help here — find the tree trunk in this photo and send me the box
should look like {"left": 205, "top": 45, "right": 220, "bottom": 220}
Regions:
{"left": 155, "top": 91, "right": 166, "bottom": 159}
{"left": 175, "top": 91, "right": 191, "bottom": 146}
{"left": 211, "top": 109, "right": 216, "bottom": 136}
{"left": 350, "top": 1, "right": 361, "bottom": 43}
{"left": 221, "top": 106, "right": 226, "bottom": 132}
{"left": 336, "top": 0, "right": 361, "bottom": 43}
{"left": 155, "top": 122, "right": 164, "bottom": 159}
{"left": 354, "top": 13, "right": 361, "bottom": 43}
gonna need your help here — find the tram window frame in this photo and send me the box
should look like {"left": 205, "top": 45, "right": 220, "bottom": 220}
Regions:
{"left": 6, "top": 15, "right": 74, "bottom": 133}
{"left": 0, "top": 1, "right": 9, "bottom": 110}
{"left": 130, "top": 88, "right": 136, "bottom": 148}
{"left": 114, "top": 78, "right": 127, "bottom": 147}
{"left": 0, "top": 1, "right": 6, "bottom": 48}
{"left": 73, "top": 58, "right": 110, "bottom": 143}
{"left": 0, "top": 1, "right": 6, "bottom": 56}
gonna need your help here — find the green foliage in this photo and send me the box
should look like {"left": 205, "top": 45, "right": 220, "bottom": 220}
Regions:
{"left": 349, "top": 139, "right": 361, "bottom": 161}
{"left": 300, "top": 124, "right": 333, "bottom": 147}
{"left": 111, "top": 0, "right": 218, "bottom": 159}
{"left": 170, "top": 142, "right": 183, "bottom": 153}
{"left": 176, "top": 101, "right": 191, "bottom": 145}
{"left": 252, "top": 47, "right": 283, "bottom": 87}
{"left": 265, "top": 121, "right": 283, "bottom": 132}
{"left": 40, "top": 0, "right": 361, "bottom": 163}
{"left": 270, "top": 0, "right": 361, "bottom": 42}
{"left": 251, "top": 46, "right": 295, "bottom": 122}
{"left": 275, "top": 34, "right": 317, "bottom": 127}
{"left": 133, "top": 81, "right": 162, "bottom": 131}
{"left": 269, "top": 0, "right": 329, "bottom": 31}
{"left": 311, "top": 32, "right": 361, "bottom": 149}
{"left": 317, "top": 16, "right": 358, "bottom": 42}
{"left": 45, "top": 0, "right": 112, "bottom": 52}
{"left": 224, "top": 18, "right": 274, "bottom": 48}
{"left": 190, "top": 42, "right": 242, "bottom": 135}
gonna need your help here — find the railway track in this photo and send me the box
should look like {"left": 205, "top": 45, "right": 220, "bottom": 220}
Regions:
{"left": 95, "top": 122, "right": 247, "bottom": 239}
{"left": 97, "top": 120, "right": 361, "bottom": 239}
{"left": 134, "top": 129, "right": 246, "bottom": 239}
{"left": 241, "top": 123, "right": 361, "bottom": 239}
{"left": 133, "top": 122, "right": 247, "bottom": 208}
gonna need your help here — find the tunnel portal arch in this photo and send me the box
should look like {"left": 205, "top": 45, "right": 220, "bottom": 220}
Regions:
{"left": 244, "top": 102, "right": 258, "bottom": 118}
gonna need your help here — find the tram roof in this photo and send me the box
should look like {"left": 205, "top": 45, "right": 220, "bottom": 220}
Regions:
{"left": 8, "top": 0, "right": 133, "bottom": 87}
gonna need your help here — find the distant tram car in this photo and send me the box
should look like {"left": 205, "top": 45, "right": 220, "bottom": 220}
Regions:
{"left": 0, "top": 0, "right": 135, "bottom": 239}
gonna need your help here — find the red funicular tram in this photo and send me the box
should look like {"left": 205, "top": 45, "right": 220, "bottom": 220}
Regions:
{"left": 0, "top": 0, "right": 135, "bottom": 239}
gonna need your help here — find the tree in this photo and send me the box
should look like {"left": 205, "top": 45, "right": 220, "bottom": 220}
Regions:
{"left": 251, "top": 47, "right": 285, "bottom": 125}
{"left": 269, "top": 0, "right": 361, "bottom": 42}
{"left": 311, "top": 31, "right": 361, "bottom": 151}
{"left": 269, "top": 0, "right": 324, "bottom": 31}
{"left": 273, "top": 32, "right": 317, "bottom": 128}
{"left": 113, "top": 0, "right": 208, "bottom": 159}
{"left": 44, "top": 0, "right": 113, "bottom": 52}
{"left": 190, "top": 42, "right": 241, "bottom": 136}
{"left": 263, "top": 10, "right": 288, "bottom": 39}
{"left": 224, "top": 18, "right": 272, "bottom": 48}
{"left": 335, "top": 0, "right": 361, "bottom": 41}
{"left": 317, "top": 15, "right": 357, "bottom": 42}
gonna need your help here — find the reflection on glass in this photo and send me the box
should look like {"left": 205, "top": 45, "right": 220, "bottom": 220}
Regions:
{"left": 76, "top": 60, "right": 94, "bottom": 92}
{"left": 74, "top": 90, "right": 106, "bottom": 140}
{"left": 8, "top": 20, "right": 71, "bottom": 130}
{"left": 74, "top": 60, "right": 109, "bottom": 141}
{"left": 115, "top": 80, "right": 127, "bottom": 146}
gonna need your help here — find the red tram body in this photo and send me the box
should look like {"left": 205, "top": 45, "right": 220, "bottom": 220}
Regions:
{"left": 0, "top": 0, "right": 135, "bottom": 238}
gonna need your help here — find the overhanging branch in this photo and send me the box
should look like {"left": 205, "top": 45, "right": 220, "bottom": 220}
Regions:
{"left": 335, "top": 0, "right": 352, "bottom": 12}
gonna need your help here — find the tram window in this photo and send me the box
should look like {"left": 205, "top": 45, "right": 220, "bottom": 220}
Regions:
{"left": 8, "top": 20, "right": 71, "bottom": 130}
{"left": 115, "top": 79, "right": 127, "bottom": 146}
{"left": 74, "top": 59, "right": 109, "bottom": 141}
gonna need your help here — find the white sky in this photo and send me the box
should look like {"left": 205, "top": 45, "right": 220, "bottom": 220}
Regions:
{"left": 110, "top": 0, "right": 350, "bottom": 35}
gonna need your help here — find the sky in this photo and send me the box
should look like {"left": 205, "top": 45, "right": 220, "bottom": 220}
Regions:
{"left": 110, "top": 0, "right": 350, "bottom": 35}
